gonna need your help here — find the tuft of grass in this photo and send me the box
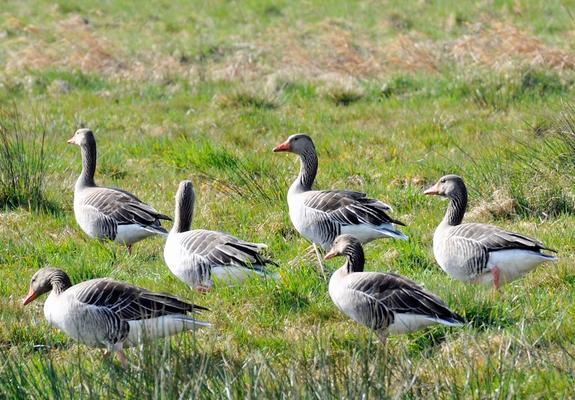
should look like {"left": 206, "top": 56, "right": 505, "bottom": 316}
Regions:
{"left": 0, "top": 107, "right": 52, "bottom": 211}
{"left": 218, "top": 89, "right": 279, "bottom": 110}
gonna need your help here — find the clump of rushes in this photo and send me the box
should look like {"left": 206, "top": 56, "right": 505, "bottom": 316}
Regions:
{"left": 0, "top": 107, "right": 49, "bottom": 211}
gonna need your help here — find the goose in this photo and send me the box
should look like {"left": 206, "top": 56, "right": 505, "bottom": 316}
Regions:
{"left": 424, "top": 174, "right": 558, "bottom": 289}
{"left": 164, "top": 180, "right": 278, "bottom": 292}
{"left": 325, "top": 234, "right": 464, "bottom": 343}
{"left": 273, "top": 134, "right": 407, "bottom": 273}
{"left": 68, "top": 129, "right": 171, "bottom": 254}
{"left": 22, "top": 267, "right": 210, "bottom": 368}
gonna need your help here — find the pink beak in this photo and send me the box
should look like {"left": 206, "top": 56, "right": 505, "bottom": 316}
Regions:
{"left": 324, "top": 249, "right": 337, "bottom": 260}
{"left": 22, "top": 287, "right": 37, "bottom": 306}
{"left": 424, "top": 182, "right": 441, "bottom": 195}
{"left": 272, "top": 141, "right": 291, "bottom": 152}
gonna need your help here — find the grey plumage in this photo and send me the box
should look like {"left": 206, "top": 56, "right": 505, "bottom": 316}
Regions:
{"left": 425, "top": 174, "right": 558, "bottom": 287}
{"left": 68, "top": 129, "right": 170, "bottom": 250}
{"left": 326, "top": 235, "right": 464, "bottom": 340}
{"left": 273, "top": 134, "right": 407, "bottom": 253}
{"left": 164, "top": 180, "right": 277, "bottom": 290}
{"left": 22, "top": 267, "right": 209, "bottom": 367}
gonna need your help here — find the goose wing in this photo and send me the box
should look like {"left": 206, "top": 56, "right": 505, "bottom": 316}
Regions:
{"left": 177, "top": 230, "right": 276, "bottom": 272}
{"left": 69, "top": 278, "right": 207, "bottom": 321}
{"left": 346, "top": 272, "right": 463, "bottom": 323}
{"left": 303, "top": 190, "right": 404, "bottom": 226}
{"left": 80, "top": 187, "right": 171, "bottom": 227}
{"left": 449, "top": 223, "right": 555, "bottom": 253}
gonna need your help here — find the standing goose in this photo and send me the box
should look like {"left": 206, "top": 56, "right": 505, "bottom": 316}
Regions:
{"left": 164, "top": 180, "right": 278, "bottom": 292}
{"left": 424, "top": 175, "right": 558, "bottom": 288}
{"left": 22, "top": 267, "right": 210, "bottom": 368}
{"left": 68, "top": 129, "right": 171, "bottom": 254}
{"left": 273, "top": 134, "right": 407, "bottom": 271}
{"left": 325, "top": 235, "right": 464, "bottom": 342}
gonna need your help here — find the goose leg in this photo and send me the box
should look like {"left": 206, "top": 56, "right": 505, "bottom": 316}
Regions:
{"left": 196, "top": 284, "right": 212, "bottom": 293}
{"left": 126, "top": 244, "right": 133, "bottom": 256}
{"left": 492, "top": 266, "right": 501, "bottom": 290}
{"left": 312, "top": 243, "right": 327, "bottom": 280}
{"left": 377, "top": 332, "right": 388, "bottom": 346}
{"left": 115, "top": 344, "right": 128, "bottom": 368}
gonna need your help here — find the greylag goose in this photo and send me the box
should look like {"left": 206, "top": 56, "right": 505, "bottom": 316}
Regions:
{"left": 164, "top": 180, "right": 278, "bottom": 292}
{"left": 325, "top": 235, "right": 464, "bottom": 343}
{"left": 68, "top": 129, "right": 171, "bottom": 254}
{"left": 424, "top": 174, "right": 558, "bottom": 289}
{"left": 273, "top": 134, "right": 407, "bottom": 272}
{"left": 22, "top": 267, "right": 209, "bottom": 368}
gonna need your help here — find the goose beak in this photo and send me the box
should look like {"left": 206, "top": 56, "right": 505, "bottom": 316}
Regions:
{"left": 324, "top": 249, "right": 337, "bottom": 260}
{"left": 67, "top": 137, "right": 76, "bottom": 145}
{"left": 424, "top": 182, "right": 441, "bottom": 195}
{"left": 22, "top": 288, "right": 38, "bottom": 306}
{"left": 273, "top": 140, "right": 290, "bottom": 152}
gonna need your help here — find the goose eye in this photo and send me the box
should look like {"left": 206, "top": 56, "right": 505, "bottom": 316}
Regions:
{"left": 440, "top": 178, "right": 446, "bottom": 183}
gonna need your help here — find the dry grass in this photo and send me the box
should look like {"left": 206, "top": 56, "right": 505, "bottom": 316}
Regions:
{"left": 4, "top": 13, "right": 574, "bottom": 87}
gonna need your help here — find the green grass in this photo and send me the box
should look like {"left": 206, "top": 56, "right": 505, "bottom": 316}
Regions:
{"left": 2, "top": 0, "right": 575, "bottom": 398}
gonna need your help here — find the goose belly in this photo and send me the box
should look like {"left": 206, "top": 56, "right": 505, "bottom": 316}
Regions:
{"left": 124, "top": 316, "right": 209, "bottom": 347}
{"left": 386, "top": 314, "right": 440, "bottom": 334}
{"left": 328, "top": 272, "right": 370, "bottom": 327}
{"left": 73, "top": 201, "right": 107, "bottom": 239}
{"left": 432, "top": 235, "right": 475, "bottom": 282}
{"left": 115, "top": 224, "right": 155, "bottom": 245}
{"left": 164, "top": 236, "right": 204, "bottom": 287}
{"left": 481, "top": 250, "right": 553, "bottom": 286}
{"left": 288, "top": 201, "right": 339, "bottom": 250}
{"left": 212, "top": 266, "right": 260, "bottom": 285}
{"left": 44, "top": 296, "right": 106, "bottom": 347}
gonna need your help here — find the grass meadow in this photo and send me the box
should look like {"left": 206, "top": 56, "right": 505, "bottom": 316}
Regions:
{"left": 1, "top": 0, "right": 575, "bottom": 398}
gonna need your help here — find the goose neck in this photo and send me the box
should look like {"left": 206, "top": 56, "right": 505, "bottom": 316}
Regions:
{"left": 77, "top": 140, "right": 97, "bottom": 189}
{"left": 295, "top": 147, "right": 318, "bottom": 192}
{"left": 345, "top": 242, "right": 365, "bottom": 273}
{"left": 444, "top": 188, "right": 467, "bottom": 226}
{"left": 173, "top": 188, "right": 194, "bottom": 233}
{"left": 50, "top": 271, "right": 73, "bottom": 295}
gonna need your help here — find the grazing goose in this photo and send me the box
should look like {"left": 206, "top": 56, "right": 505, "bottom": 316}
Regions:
{"left": 273, "top": 134, "right": 407, "bottom": 272}
{"left": 22, "top": 267, "right": 209, "bottom": 368}
{"left": 164, "top": 180, "right": 278, "bottom": 292}
{"left": 424, "top": 175, "right": 558, "bottom": 289}
{"left": 68, "top": 129, "right": 171, "bottom": 254}
{"left": 325, "top": 235, "right": 464, "bottom": 343}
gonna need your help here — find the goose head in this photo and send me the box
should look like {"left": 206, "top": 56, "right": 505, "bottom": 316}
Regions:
{"left": 424, "top": 174, "right": 466, "bottom": 199}
{"left": 67, "top": 128, "right": 95, "bottom": 147}
{"left": 272, "top": 134, "right": 315, "bottom": 155}
{"left": 22, "top": 267, "right": 71, "bottom": 305}
{"left": 324, "top": 234, "right": 361, "bottom": 260}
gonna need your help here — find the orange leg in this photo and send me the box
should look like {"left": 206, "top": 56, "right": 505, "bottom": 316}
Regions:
{"left": 492, "top": 266, "right": 501, "bottom": 290}
{"left": 196, "top": 285, "right": 211, "bottom": 293}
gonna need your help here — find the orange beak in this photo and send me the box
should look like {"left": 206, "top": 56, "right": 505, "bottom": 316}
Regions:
{"left": 424, "top": 182, "right": 441, "bottom": 195}
{"left": 272, "top": 140, "right": 291, "bottom": 152}
{"left": 67, "top": 137, "right": 76, "bottom": 145}
{"left": 22, "top": 287, "right": 38, "bottom": 306}
{"left": 324, "top": 249, "right": 338, "bottom": 260}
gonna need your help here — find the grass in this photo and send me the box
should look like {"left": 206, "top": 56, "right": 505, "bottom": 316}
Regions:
{"left": 0, "top": 107, "right": 52, "bottom": 211}
{"left": 1, "top": 0, "right": 575, "bottom": 398}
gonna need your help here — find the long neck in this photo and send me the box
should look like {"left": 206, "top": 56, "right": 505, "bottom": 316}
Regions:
{"left": 50, "top": 271, "right": 73, "bottom": 295}
{"left": 444, "top": 187, "right": 468, "bottom": 226}
{"left": 172, "top": 187, "right": 194, "bottom": 233}
{"left": 77, "top": 140, "right": 97, "bottom": 188}
{"left": 345, "top": 242, "right": 365, "bottom": 273}
{"left": 295, "top": 147, "right": 318, "bottom": 191}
